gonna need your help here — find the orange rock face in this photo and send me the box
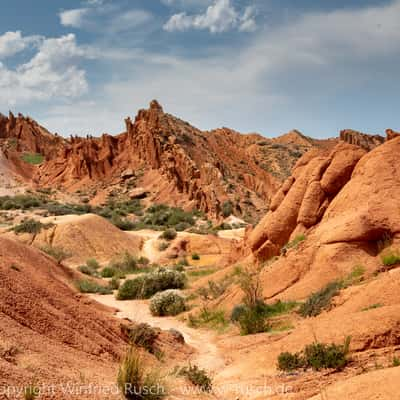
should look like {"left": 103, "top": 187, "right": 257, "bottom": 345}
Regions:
{"left": 247, "top": 142, "right": 367, "bottom": 260}
{"left": 34, "top": 101, "right": 327, "bottom": 219}
{"left": 386, "top": 128, "right": 400, "bottom": 141}
{"left": 340, "top": 129, "right": 384, "bottom": 150}
{"left": 0, "top": 112, "right": 64, "bottom": 159}
{"left": 0, "top": 101, "right": 332, "bottom": 219}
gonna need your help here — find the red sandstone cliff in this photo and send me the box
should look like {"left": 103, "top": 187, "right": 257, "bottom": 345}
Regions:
{"left": 34, "top": 101, "right": 328, "bottom": 219}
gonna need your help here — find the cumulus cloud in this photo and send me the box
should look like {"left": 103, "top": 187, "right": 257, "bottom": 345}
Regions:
{"left": 163, "top": 0, "right": 257, "bottom": 33}
{"left": 45, "top": 0, "right": 400, "bottom": 137}
{"left": 109, "top": 10, "right": 153, "bottom": 32}
{"left": 239, "top": 6, "right": 257, "bottom": 32}
{"left": 59, "top": 8, "right": 89, "bottom": 28}
{"left": 161, "top": 0, "right": 213, "bottom": 8}
{"left": 0, "top": 31, "right": 40, "bottom": 59}
{"left": 0, "top": 33, "right": 89, "bottom": 106}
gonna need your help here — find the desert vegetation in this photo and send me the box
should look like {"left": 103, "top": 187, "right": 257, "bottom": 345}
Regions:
{"left": 149, "top": 290, "right": 186, "bottom": 316}
{"left": 188, "top": 307, "right": 229, "bottom": 331}
{"left": 381, "top": 250, "right": 400, "bottom": 267}
{"left": 75, "top": 279, "right": 112, "bottom": 295}
{"left": 21, "top": 152, "right": 44, "bottom": 165}
{"left": 177, "top": 364, "right": 212, "bottom": 392}
{"left": 117, "top": 268, "right": 186, "bottom": 300}
{"left": 40, "top": 245, "right": 70, "bottom": 264}
{"left": 299, "top": 266, "right": 366, "bottom": 317}
{"left": 12, "top": 219, "right": 53, "bottom": 235}
{"left": 278, "top": 337, "right": 351, "bottom": 372}
{"left": 117, "top": 347, "right": 166, "bottom": 400}
{"left": 123, "top": 323, "right": 159, "bottom": 354}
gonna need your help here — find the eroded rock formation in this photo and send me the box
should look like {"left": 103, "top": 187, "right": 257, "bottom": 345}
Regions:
{"left": 340, "top": 129, "right": 384, "bottom": 151}
{"left": 35, "top": 101, "right": 326, "bottom": 219}
{"left": 248, "top": 142, "right": 367, "bottom": 260}
{"left": 0, "top": 112, "right": 64, "bottom": 159}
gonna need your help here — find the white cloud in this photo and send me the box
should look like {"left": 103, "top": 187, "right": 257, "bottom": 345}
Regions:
{"left": 0, "top": 33, "right": 89, "bottom": 106}
{"left": 161, "top": 0, "right": 213, "bottom": 8}
{"left": 59, "top": 5, "right": 154, "bottom": 34}
{"left": 163, "top": 0, "right": 257, "bottom": 33}
{"left": 109, "top": 10, "right": 153, "bottom": 32}
{"left": 59, "top": 8, "right": 89, "bottom": 28}
{"left": 86, "top": 0, "right": 104, "bottom": 5}
{"left": 239, "top": 6, "right": 257, "bottom": 32}
{"left": 41, "top": 0, "right": 400, "bottom": 137}
{"left": 0, "top": 31, "right": 40, "bottom": 59}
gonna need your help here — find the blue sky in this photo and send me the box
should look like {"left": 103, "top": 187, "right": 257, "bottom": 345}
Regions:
{"left": 0, "top": 0, "right": 399, "bottom": 138}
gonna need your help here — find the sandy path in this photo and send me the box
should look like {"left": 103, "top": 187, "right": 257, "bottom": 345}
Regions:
{"left": 90, "top": 294, "right": 225, "bottom": 373}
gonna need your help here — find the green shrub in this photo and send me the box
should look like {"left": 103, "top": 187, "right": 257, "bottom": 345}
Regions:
{"left": 75, "top": 279, "right": 112, "bottom": 294}
{"left": 111, "top": 213, "right": 135, "bottom": 231}
{"left": 178, "top": 364, "right": 212, "bottom": 392}
{"left": 393, "top": 357, "right": 400, "bottom": 367}
{"left": 117, "top": 347, "right": 166, "bottom": 400}
{"left": 197, "top": 279, "right": 229, "bottom": 300}
{"left": 108, "top": 252, "right": 138, "bottom": 274}
{"left": 381, "top": 251, "right": 400, "bottom": 266}
{"left": 188, "top": 307, "right": 228, "bottom": 331}
{"left": 299, "top": 281, "right": 342, "bottom": 317}
{"left": 86, "top": 258, "right": 100, "bottom": 269}
{"left": 175, "top": 222, "right": 190, "bottom": 231}
{"left": 150, "top": 290, "right": 186, "bottom": 316}
{"left": 238, "top": 268, "right": 263, "bottom": 308}
{"left": 100, "top": 199, "right": 143, "bottom": 218}
{"left": 124, "top": 323, "right": 159, "bottom": 354}
{"left": 191, "top": 253, "right": 200, "bottom": 260}
{"left": 21, "top": 153, "right": 44, "bottom": 165}
{"left": 277, "top": 352, "right": 305, "bottom": 372}
{"left": 160, "top": 229, "right": 177, "bottom": 241}
{"left": 109, "top": 277, "right": 120, "bottom": 290}
{"left": 304, "top": 340, "right": 350, "bottom": 371}
{"left": 173, "top": 259, "right": 187, "bottom": 272}
{"left": 117, "top": 268, "right": 186, "bottom": 300}
{"left": 237, "top": 304, "right": 269, "bottom": 335}
{"left": 144, "top": 204, "right": 197, "bottom": 228}
{"left": 283, "top": 234, "right": 306, "bottom": 251}
{"left": 158, "top": 241, "right": 169, "bottom": 251}
{"left": 221, "top": 201, "right": 233, "bottom": 217}
{"left": 138, "top": 256, "right": 150, "bottom": 266}
{"left": 263, "top": 300, "right": 299, "bottom": 317}
{"left": 343, "top": 265, "right": 366, "bottom": 287}
{"left": 230, "top": 304, "right": 248, "bottom": 322}
{"left": 101, "top": 267, "right": 117, "bottom": 278}
{"left": 277, "top": 337, "right": 351, "bottom": 372}
{"left": 78, "top": 265, "right": 97, "bottom": 276}
{"left": 231, "top": 300, "right": 298, "bottom": 323}
{"left": 44, "top": 202, "right": 91, "bottom": 216}
{"left": 12, "top": 219, "right": 52, "bottom": 235}
{"left": 40, "top": 245, "right": 70, "bottom": 264}
{"left": 0, "top": 195, "right": 42, "bottom": 210}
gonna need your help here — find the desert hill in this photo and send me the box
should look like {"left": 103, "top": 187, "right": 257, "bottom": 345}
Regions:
{"left": 0, "top": 236, "right": 125, "bottom": 398}
{"left": 1, "top": 101, "right": 332, "bottom": 220}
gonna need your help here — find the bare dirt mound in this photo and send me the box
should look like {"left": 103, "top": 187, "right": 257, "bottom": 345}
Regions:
{"left": 307, "top": 366, "right": 400, "bottom": 400}
{"left": 31, "top": 214, "right": 143, "bottom": 265}
{"left": 0, "top": 236, "right": 126, "bottom": 399}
